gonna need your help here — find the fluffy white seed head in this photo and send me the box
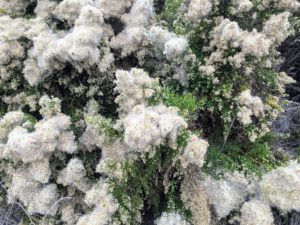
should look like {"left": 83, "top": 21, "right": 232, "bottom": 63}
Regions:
{"left": 155, "top": 212, "right": 190, "bottom": 225}
{"left": 180, "top": 134, "right": 209, "bottom": 169}
{"left": 7, "top": 171, "right": 58, "bottom": 215}
{"left": 164, "top": 37, "right": 188, "bottom": 61}
{"left": 240, "top": 199, "right": 274, "bottom": 225}
{"left": 0, "top": 111, "right": 25, "bottom": 143}
{"left": 121, "top": 104, "right": 187, "bottom": 152}
{"left": 76, "top": 181, "right": 119, "bottom": 225}
{"left": 187, "top": 0, "right": 213, "bottom": 22}
{"left": 114, "top": 68, "right": 158, "bottom": 114}
{"left": 3, "top": 114, "right": 75, "bottom": 162}
{"left": 263, "top": 12, "right": 291, "bottom": 44}
{"left": 57, "top": 158, "right": 91, "bottom": 192}
{"left": 181, "top": 167, "right": 211, "bottom": 225}
{"left": 203, "top": 172, "right": 249, "bottom": 218}
{"left": 260, "top": 161, "right": 300, "bottom": 212}
{"left": 237, "top": 90, "right": 264, "bottom": 125}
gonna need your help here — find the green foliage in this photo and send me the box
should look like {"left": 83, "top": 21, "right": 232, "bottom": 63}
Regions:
{"left": 85, "top": 115, "right": 121, "bottom": 144}
{"left": 176, "top": 129, "right": 190, "bottom": 150}
{"left": 153, "top": 0, "right": 299, "bottom": 144}
{"left": 187, "top": 65, "right": 238, "bottom": 135}
{"left": 156, "top": 0, "right": 184, "bottom": 29}
{"left": 255, "top": 67, "right": 279, "bottom": 96}
{"left": 185, "top": 21, "right": 215, "bottom": 59}
{"left": 48, "top": 151, "right": 68, "bottom": 181}
{"left": 148, "top": 87, "right": 204, "bottom": 120}
{"left": 24, "top": 114, "right": 38, "bottom": 132}
{"left": 0, "top": 7, "right": 7, "bottom": 16}
{"left": 296, "top": 147, "right": 300, "bottom": 160}
{"left": 78, "top": 150, "right": 101, "bottom": 183}
{"left": 161, "top": 89, "right": 200, "bottom": 118}
{"left": 202, "top": 133, "right": 283, "bottom": 177}
{"left": 216, "top": 0, "right": 285, "bottom": 31}
{"left": 0, "top": 104, "right": 7, "bottom": 118}
{"left": 68, "top": 109, "right": 83, "bottom": 140}
{"left": 217, "top": 0, "right": 232, "bottom": 17}
{"left": 20, "top": 215, "right": 42, "bottom": 225}
{"left": 110, "top": 145, "right": 190, "bottom": 224}
{"left": 0, "top": 159, "right": 14, "bottom": 183}
{"left": 290, "top": 13, "right": 300, "bottom": 30}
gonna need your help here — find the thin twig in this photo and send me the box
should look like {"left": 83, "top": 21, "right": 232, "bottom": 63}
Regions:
{"left": 221, "top": 118, "right": 235, "bottom": 152}
{"left": 1, "top": 204, "right": 12, "bottom": 225}
{"left": 0, "top": 181, "right": 35, "bottom": 225}
{"left": 42, "top": 197, "right": 72, "bottom": 223}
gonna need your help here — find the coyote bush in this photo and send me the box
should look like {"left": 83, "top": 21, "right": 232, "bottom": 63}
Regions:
{"left": 0, "top": 0, "right": 299, "bottom": 224}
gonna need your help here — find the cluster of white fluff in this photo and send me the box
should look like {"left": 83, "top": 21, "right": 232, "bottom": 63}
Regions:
{"left": 145, "top": 26, "right": 192, "bottom": 85}
{"left": 203, "top": 172, "right": 250, "bottom": 218}
{"left": 207, "top": 18, "right": 272, "bottom": 65}
{"left": 0, "top": 111, "right": 26, "bottom": 143}
{"left": 236, "top": 89, "right": 272, "bottom": 141}
{"left": 76, "top": 181, "right": 119, "bottom": 225}
{"left": 259, "top": 161, "right": 300, "bottom": 212}
{"left": 0, "top": 15, "right": 29, "bottom": 40}
{"left": 0, "top": 107, "right": 119, "bottom": 224}
{"left": 53, "top": 0, "right": 92, "bottom": 25}
{"left": 261, "top": 0, "right": 300, "bottom": 10}
{"left": 198, "top": 161, "right": 300, "bottom": 223}
{"left": 231, "top": 0, "right": 253, "bottom": 14}
{"left": 0, "top": 0, "right": 31, "bottom": 16}
{"left": 0, "top": 21, "right": 25, "bottom": 66}
{"left": 3, "top": 114, "right": 77, "bottom": 162}
{"left": 81, "top": 116, "right": 129, "bottom": 163}
{"left": 237, "top": 89, "right": 265, "bottom": 125}
{"left": 0, "top": 0, "right": 298, "bottom": 224}
{"left": 180, "top": 134, "right": 209, "bottom": 169}
{"left": 114, "top": 68, "right": 159, "bottom": 114}
{"left": 276, "top": 71, "right": 296, "bottom": 94}
{"left": 27, "top": 159, "right": 51, "bottom": 184}
{"left": 24, "top": 4, "right": 106, "bottom": 85}
{"left": 0, "top": 15, "right": 33, "bottom": 108}
{"left": 39, "top": 95, "right": 62, "bottom": 118}
{"left": 239, "top": 199, "right": 274, "bottom": 225}
{"left": 164, "top": 37, "right": 189, "bottom": 61}
{"left": 7, "top": 170, "right": 58, "bottom": 215}
{"left": 262, "top": 12, "right": 291, "bottom": 44}
{"left": 120, "top": 104, "right": 187, "bottom": 153}
{"left": 57, "top": 158, "right": 91, "bottom": 193}
{"left": 95, "top": 0, "right": 132, "bottom": 19}
{"left": 180, "top": 166, "right": 211, "bottom": 225}
{"left": 147, "top": 26, "right": 189, "bottom": 62}
{"left": 241, "top": 29, "right": 271, "bottom": 58}
{"left": 34, "top": 0, "right": 57, "bottom": 21}
{"left": 0, "top": 102, "right": 81, "bottom": 219}
{"left": 113, "top": 68, "right": 204, "bottom": 159}
{"left": 186, "top": 0, "right": 214, "bottom": 22}
{"left": 55, "top": 5, "right": 105, "bottom": 71}
{"left": 155, "top": 212, "right": 190, "bottom": 225}
{"left": 110, "top": 0, "right": 154, "bottom": 57}
{"left": 277, "top": 0, "right": 300, "bottom": 9}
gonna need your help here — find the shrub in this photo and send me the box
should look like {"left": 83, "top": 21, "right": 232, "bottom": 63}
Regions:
{"left": 0, "top": 0, "right": 299, "bottom": 224}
